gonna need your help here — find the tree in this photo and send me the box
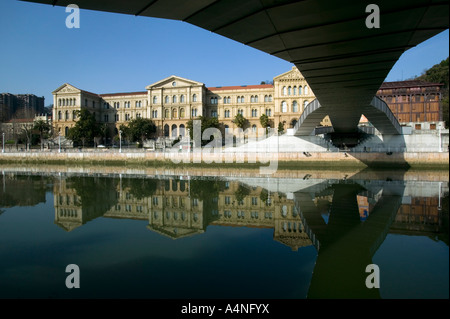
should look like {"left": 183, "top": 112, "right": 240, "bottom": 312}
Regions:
{"left": 67, "top": 108, "right": 100, "bottom": 147}
{"left": 415, "top": 57, "right": 449, "bottom": 127}
{"left": 278, "top": 121, "right": 285, "bottom": 134}
{"left": 33, "top": 119, "right": 51, "bottom": 150}
{"left": 186, "top": 116, "right": 220, "bottom": 146}
{"left": 233, "top": 113, "right": 248, "bottom": 129}
{"left": 125, "top": 118, "right": 156, "bottom": 147}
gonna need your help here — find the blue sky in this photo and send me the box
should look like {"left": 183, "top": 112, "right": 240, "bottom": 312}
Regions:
{"left": 0, "top": 0, "right": 448, "bottom": 106}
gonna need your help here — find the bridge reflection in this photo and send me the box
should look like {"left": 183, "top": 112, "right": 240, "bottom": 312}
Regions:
{"left": 1, "top": 171, "right": 446, "bottom": 298}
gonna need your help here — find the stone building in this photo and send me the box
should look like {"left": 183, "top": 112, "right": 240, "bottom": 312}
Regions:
{"left": 51, "top": 67, "right": 443, "bottom": 141}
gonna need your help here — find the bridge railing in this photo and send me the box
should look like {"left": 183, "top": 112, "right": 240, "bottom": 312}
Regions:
{"left": 294, "top": 99, "right": 321, "bottom": 132}
{"left": 370, "top": 96, "right": 402, "bottom": 134}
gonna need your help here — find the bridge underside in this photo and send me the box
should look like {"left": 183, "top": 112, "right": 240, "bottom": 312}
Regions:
{"left": 23, "top": 0, "right": 449, "bottom": 135}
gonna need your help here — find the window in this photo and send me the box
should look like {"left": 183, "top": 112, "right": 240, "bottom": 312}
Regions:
{"left": 153, "top": 96, "right": 158, "bottom": 104}
{"left": 104, "top": 114, "right": 109, "bottom": 122}
{"left": 172, "top": 108, "right": 177, "bottom": 118}
{"left": 136, "top": 101, "right": 142, "bottom": 108}
{"left": 92, "top": 101, "right": 95, "bottom": 108}
{"left": 251, "top": 109, "right": 257, "bottom": 117}
{"left": 192, "top": 108, "right": 198, "bottom": 117}
{"left": 292, "top": 101, "right": 298, "bottom": 112}
{"left": 264, "top": 95, "right": 269, "bottom": 102}
{"left": 58, "top": 99, "right": 61, "bottom": 106}
{"left": 238, "top": 109, "right": 244, "bottom": 116}
{"left": 252, "top": 124, "right": 257, "bottom": 132}
{"left": 252, "top": 197, "right": 258, "bottom": 205}
{"left": 180, "top": 95, "right": 185, "bottom": 103}
{"left": 224, "top": 110, "right": 230, "bottom": 118}
{"left": 65, "top": 110, "right": 69, "bottom": 120}
{"left": 210, "top": 97, "right": 218, "bottom": 104}
{"left": 265, "top": 109, "right": 272, "bottom": 116}
{"left": 304, "top": 100, "right": 309, "bottom": 108}
{"left": 85, "top": 99, "right": 87, "bottom": 106}
{"left": 288, "top": 86, "right": 292, "bottom": 95}
{"left": 304, "top": 85, "right": 309, "bottom": 95}
{"left": 165, "top": 96, "right": 169, "bottom": 104}
{"left": 115, "top": 114, "right": 119, "bottom": 121}
{"left": 152, "top": 110, "right": 158, "bottom": 118}
{"left": 192, "top": 94, "right": 197, "bottom": 102}
{"left": 136, "top": 113, "right": 141, "bottom": 118}
{"left": 211, "top": 110, "right": 217, "bottom": 117}
{"left": 281, "top": 101, "right": 287, "bottom": 113}
{"left": 293, "top": 86, "right": 297, "bottom": 95}
{"left": 58, "top": 111, "right": 62, "bottom": 120}
{"left": 282, "top": 86, "right": 287, "bottom": 96}
{"left": 180, "top": 108, "right": 185, "bottom": 118}
{"left": 298, "top": 86, "right": 302, "bottom": 95}
{"left": 173, "top": 95, "right": 177, "bottom": 103}
{"left": 73, "top": 110, "right": 77, "bottom": 120}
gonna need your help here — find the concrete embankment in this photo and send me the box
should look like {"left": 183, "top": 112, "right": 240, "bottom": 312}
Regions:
{"left": 0, "top": 150, "right": 448, "bottom": 169}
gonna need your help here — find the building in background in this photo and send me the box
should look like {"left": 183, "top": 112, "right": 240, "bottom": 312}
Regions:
{"left": 0, "top": 93, "right": 45, "bottom": 121}
{"left": 51, "top": 67, "right": 444, "bottom": 140}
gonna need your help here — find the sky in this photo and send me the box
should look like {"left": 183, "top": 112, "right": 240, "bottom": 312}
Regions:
{"left": 0, "top": 0, "right": 449, "bottom": 106}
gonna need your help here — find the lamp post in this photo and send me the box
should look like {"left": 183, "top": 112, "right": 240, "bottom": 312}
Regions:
{"left": 2, "top": 132, "right": 4, "bottom": 153}
{"left": 119, "top": 130, "right": 122, "bottom": 153}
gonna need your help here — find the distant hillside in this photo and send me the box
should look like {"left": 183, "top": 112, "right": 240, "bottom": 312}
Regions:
{"left": 415, "top": 57, "right": 448, "bottom": 127}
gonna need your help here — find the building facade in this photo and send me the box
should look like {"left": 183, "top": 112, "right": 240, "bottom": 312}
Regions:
{"left": 51, "top": 67, "right": 443, "bottom": 140}
{"left": 0, "top": 93, "right": 45, "bottom": 121}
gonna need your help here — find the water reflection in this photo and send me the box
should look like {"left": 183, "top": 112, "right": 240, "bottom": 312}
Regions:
{"left": 0, "top": 170, "right": 448, "bottom": 298}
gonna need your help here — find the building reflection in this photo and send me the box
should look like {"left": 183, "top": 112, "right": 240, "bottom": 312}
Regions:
{"left": 51, "top": 175, "right": 448, "bottom": 253}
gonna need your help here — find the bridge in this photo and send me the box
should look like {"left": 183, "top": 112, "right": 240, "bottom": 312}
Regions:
{"left": 22, "top": 0, "right": 450, "bottom": 145}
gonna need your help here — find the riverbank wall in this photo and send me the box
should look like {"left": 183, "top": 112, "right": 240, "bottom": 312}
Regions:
{"left": 0, "top": 150, "right": 448, "bottom": 169}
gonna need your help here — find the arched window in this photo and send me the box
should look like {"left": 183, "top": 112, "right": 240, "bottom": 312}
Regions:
{"left": 172, "top": 95, "right": 177, "bottom": 103}
{"left": 281, "top": 101, "right": 287, "bottom": 113}
{"left": 298, "top": 86, "right": 302, "bottom": 95}
{"left": 264, "top": 95, "right": 269, "bottom": 102}
{"left": 65, "top": 110, "right": 69, "bottom": 120}
{"left": 282, "top": 86, "right": 287, "bottom": 96}
{"left": 73, "top": 110, "right": 77, "bottom": 120}
{"left": 254, "top": 95, "right": 258, "bottom": 102}
{"left": 58, "top": 99, "right": 61, "bottom": 106}
{"left": 237, "top": 96, "right": 241, "bottom": 103}
{"left": 164, "top": 124, "right": 170, "bottom": 137}
{"left": 288, "top": 86, "right": 292, "bottom": 95}
{"left": 304, "top": 85, "right": 309, "bottom": 95}
{"left": 192, "top": 108, "right": 198, "bottom": 117}
{"left": 171, "top": 124, "right": 177, "bottom": 137}
{"left": 293, "top": 86, "right": 297, "bottom": 95}
{"left": 292, "top": 101, "right": 298, "bottom": 112}
{"left": 252, "top": 124, "right": 257, "bottom": 132}
{"left": 252, "top": 109, "right": 257, "bottom": 117}
{"left": 192, "top": 94, "right": 197, "bottom": 102}
{"left": 165, "top": 96, "right": 169, "bottom": 104}
{"left": 224, "top": 109, "right": 230, "bottom": 118}
{"left": 241, "top": 96, "right": 245, "bottom": 103}
{"left": 265, "top": 109, "right": 272, "bottom": 116}
{"left": 179, "top": 124, "right": 185, "bottom": 137}
{"left": 153, "top": 96, "right": 158, "bottom": 104}
{"left": 164, "top": 108, "right": 170, "bottom": 118}
{"left": 58, "top": 111, "right": 62, "bottom": 120}
{"left": 180, "top": 95, "right": 185, "bottom": 103}
{"left": 268, "top": 95, "right": 272, "bottom": 102}
{"left": 172, "top": 108, "right": 177, "bottom": 118}
{"left": 180, "top": 108, "right": 185, "bottom": 118}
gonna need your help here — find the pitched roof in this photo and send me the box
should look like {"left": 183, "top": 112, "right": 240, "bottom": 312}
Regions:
{"left": 379, "top": 80, "right": 443, "bottom": 89}
{"left": 207, "top": 84, "right": 274, "bottom": 91}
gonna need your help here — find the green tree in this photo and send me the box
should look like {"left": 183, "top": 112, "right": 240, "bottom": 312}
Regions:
{"left": 33, "top": 119, "right": 51, "bottom": 150}
{"left": 278, "top": 121, "right": 285, "bottom": 134}
{"left": 233, "top": 113, "right": 248, "bottom": 129}
{"left": 67, "top": 108, "right": 100, "bottom": 147}
{"left": 186, "top": 116, "right": 220, "bottom": 146}
{"left": 415, "top": 57, "right": 449, "bottom": 127}
{"left": 125, "top": 118, "right": 156, "bottom": 147}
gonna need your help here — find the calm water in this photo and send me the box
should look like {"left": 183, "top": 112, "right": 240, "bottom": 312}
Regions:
{"left": 0, "top": 168, "right": 448, "bottom": 299}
